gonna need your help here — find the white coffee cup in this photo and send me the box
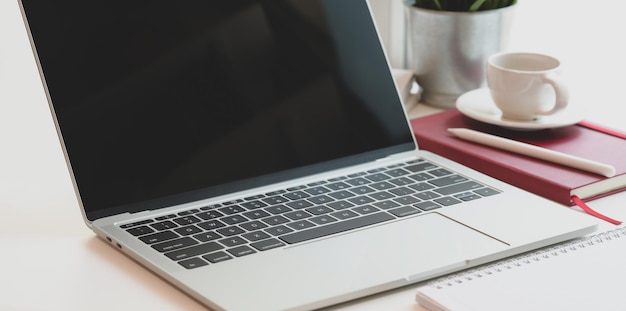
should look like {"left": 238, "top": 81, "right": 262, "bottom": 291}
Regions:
{"left": 487, "top": 52, "right": 569, "bottom": 121}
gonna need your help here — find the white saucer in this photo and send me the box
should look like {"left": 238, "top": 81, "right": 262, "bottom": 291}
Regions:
{"left": 456, "top": 88, "right": 585, "bottom": 130}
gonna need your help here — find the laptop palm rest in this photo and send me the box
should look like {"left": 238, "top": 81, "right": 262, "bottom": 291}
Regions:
{"left": 284, "top": 212, "right": 507, "bottom": 282}
{"left": 188, "top": 212, "right": 507, "bottom": 310}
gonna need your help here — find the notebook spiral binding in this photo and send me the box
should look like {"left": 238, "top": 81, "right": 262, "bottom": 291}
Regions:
{"left": 429, "top": 227, "right": 626, "bottom": 290}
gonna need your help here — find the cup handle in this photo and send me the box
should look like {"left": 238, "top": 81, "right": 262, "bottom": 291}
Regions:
{"left": 536, "top": 72, "right": 569, "bottom": 115}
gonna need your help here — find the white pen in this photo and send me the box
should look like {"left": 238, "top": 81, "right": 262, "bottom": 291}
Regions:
{"left": 447, "top": 128, "right": 616, "bottom": 177}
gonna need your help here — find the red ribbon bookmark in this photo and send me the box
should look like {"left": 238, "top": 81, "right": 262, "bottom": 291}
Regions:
{"left": 572, "top": 195, "right": 622, "bottom": 225}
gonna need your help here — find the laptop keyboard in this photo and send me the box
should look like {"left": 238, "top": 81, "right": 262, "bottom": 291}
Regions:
{"left": 121, "top": 159, "right": 500, "bottom": 269}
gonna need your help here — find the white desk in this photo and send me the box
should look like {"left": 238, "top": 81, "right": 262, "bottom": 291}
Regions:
{"left": 1, "top": 0, "right": 625, "bottom": 310}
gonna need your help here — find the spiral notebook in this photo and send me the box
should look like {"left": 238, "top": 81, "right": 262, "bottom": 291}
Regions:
{"left": 416, "top": 227, "right": 626, "bottom": 311}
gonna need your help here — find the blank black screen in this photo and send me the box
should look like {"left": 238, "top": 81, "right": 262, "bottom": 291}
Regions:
{"left": 21, "top": 0, "right": 414, "bottom": 220}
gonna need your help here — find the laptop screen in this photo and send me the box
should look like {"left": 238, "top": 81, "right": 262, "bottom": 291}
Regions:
{"left": 21, "top": 0, "right": 415, "bottom": 220}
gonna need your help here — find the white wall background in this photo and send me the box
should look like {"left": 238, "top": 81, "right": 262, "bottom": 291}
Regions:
{"left": 368, "top": 0, "right": 407, "bottom": 69}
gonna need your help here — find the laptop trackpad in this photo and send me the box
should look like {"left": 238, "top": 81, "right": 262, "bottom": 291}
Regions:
{"left": 285, "top": 212, "right": 509, "bottom": 286}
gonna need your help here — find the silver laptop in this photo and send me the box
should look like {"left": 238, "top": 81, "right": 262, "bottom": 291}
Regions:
{"left": 19, "top": 0, "right": 597, "bottom": 310}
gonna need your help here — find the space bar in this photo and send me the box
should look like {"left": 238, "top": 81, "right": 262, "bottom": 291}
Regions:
{"left": 279, "top": 212, "right": 395, "bottom": 244}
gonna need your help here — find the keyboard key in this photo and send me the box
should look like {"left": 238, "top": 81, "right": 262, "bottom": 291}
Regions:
{"left": 305, "top": 205, "right": 333, "bottom": 215}
{"left": 242, "top": 231, "right": 271, "bottom": 242}
{"left": 430, "top": 175, "right": 469, "bottom": 187}
{"left": 473, "top": 187, "right": 501, "bottom": 196}
{"left": 218, "top": 205, "right": 246, "bottom": 215}
{"left": 250, "top": 238, "right": 285, "bottom": 251}
{"left": 388, "top": 177, "right": 415, "bottom": 186}
{"left": 455, "top": 192, "right": 482, "bottom": 201}
{"left": 193, "top": 231, "right": 221, "bottom": 242}
{"left": 325, "top": 181, "right": 351, "bottom": 190}
{"left": 287, "top": 185, "right": 307, "bottom": 191}
{"left": 347, "top": 172, "right": 367, "bottom": 178}
{"left": 309, "top": 215, "right": 338, "bottom": 225}
{"left": 405, "top": 162, "right": 437, "bottom": 172}
{"left": 415, "top": 191, "right": 441, "bottom": 200}
{"left": 265, "top": 204, "right": 292, "bottom": 215}
{"left": 126, "top": 225, "right": 155, "bottom": 236}
{"left": 373, "top": 200, "right": 400, "bottom": 210}
{"left": 178, "top": 209, "right": 199, "bottom": 216}
{"left": 203, "top": 251, "right": 233, "bottom": 263}
{"left": 393, "top": 195, "right": 420, "bottom": 205}
{"left": 201, "top": 204, "right": 220, "bottom": 210}
{"left": 414, "top": 201, "right": 441, "bottom": 211}
{"left": 330, "top": 210, "right": 359, "bottom": 220}
{"left": 345, "top": 177, "right": 370, "bottom": 186}
{"left": 328, "top": 190, "right": 355, "bottom": 200}
{"left": 347, "top": 196, "right": 374, "bottom": 206}
{"left": 261, "top": 215, "right": 290, "bottom": 226}
{"left": 367, "top": 167, "right": 386, "bottom": 173}
{"left": 244, "top": 194, "right": 265, "bottom": 201}
{"left": 287, "top": 220, "right": 315, "bottom": 230}
{"left": 173, "top": 216, "right": 201, "bottom": 225}
{"left": 155, "top": 214, "right": 176, "bottom": 221}
{"left": 408, "top": 173, "right": 434, "bottom": 181}
{"left": 364, "top": 173, "right": 390, "bottom": 182}
{"left": 178, "top": 257, "right": 208, "bottom": 269}
{"left": 120, "top": 219, "right": 154, "bottom": 229}
{"left": 284, "top": 210, "right": 312, "bottom": 220}
{"left": 196, "top": 210, "right": 224, "bottom": 220}
{"left": 286, "top": 199, "right": 314, "bottom": 209}
{"left": 388, "top": 206, "right": 421, "bottom": 217}
{"left": 409, "top": 182, "right": 435, "bottom": 191}
{"left": 174, "top": 225, "right": 203, "bottom": 236}
{"left": 262, "top": 195, "right": 289, "bottom": 205}
{"left": 150, "top": 220, "right": 178, "bottom": 231}
{"left": 434, "top": 196, "right": 463, "bottom": 206}
{"left": 222, "top": 199, "right": 244, "bottom": 205}
{"left": 369, "top": 181, "right": 395, "bottom": 190}
{"left": 227, "top": 245, "right": 256, "bottom": 257}
{"left": 243, "top": 210, "right": 271, "bottom": 219}
{"left": 264, "top": 225, "right": 294, "bottom": 236}
{"left": 280, "top": 212, "right": 395, "bottom": 244}
{"left": 349, "top": 185, "right": 376, "bottom": 195}
{"left": 327, "top": 200, "right": 354, "bottom": 210}
{"left": 240, "top": 200, "right": 267, "bottom": 209}
{"left": 305, "top": 186, "right": 330, "bottom": 195}
{"left": 435, "top": 181, "right": 483, "bottom": 195}
{"left": 197, "top": 220, "right": 226, "bottom": 230}
{"left": 221, "top": 215, "right": 248, "bottom": 225}
{"left": 352, "top": 205, "right": 379, "bottom": 215}
{"left": 308, "top": 195, "right": 334, "bottom": 204}
{"left": 283, "top": 191, "right": 310, "bottom": 200}
{"left": 265, "top": 190, "right": 286, "bottom": 196}
{"left": 152, "top": 237, "right": 198, "bottom": 253}
{"left": 386, "top": 168, "right": 410, "bottom": 177}
{"left": 239, "top": 220, "right": 268, "bottom": 231}
{"left": 219, "top": 236, "right": 247, "bottom": 247}
{"left": 369, "top": 191, "right": 394, "bottom": 200}
{"left": 428, "top": 168, "right": 452, "bottom": 177}
{"left": 389, "top": 187, "right": 415, "bottom": 196}
{"left": 165, "top": 242, "right": 224, "bottom": 261}
{"left": 139, "top": 230, "right": 178, "bottom": 244}
{"left": 216, "top": 226, "right": 245, "bottom": 236}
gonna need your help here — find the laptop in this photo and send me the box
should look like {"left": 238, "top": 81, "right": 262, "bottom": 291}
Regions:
{"left": 19, "top": 0, "right": 597, "bottom": 310}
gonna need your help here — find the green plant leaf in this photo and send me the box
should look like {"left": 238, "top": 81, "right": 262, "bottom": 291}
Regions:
{"left": 468, "top": 0, "right": 487, "bottom": 11}
{"left": 433, "top": 0, "right": 443, "bottom": 10}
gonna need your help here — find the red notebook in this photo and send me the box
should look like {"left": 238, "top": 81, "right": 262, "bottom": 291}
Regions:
{"left": 410, "top": 109, "right": 626, "bottom": 216}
